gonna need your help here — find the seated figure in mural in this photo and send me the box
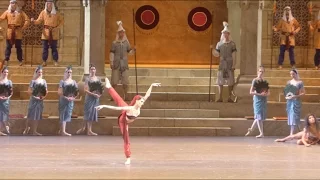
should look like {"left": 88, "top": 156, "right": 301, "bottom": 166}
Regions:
{"left": 308, "top": 10, "right": 320, "bottom": 70}
{"left": 0, "top": 0, "right": 30, "bottom": 66}
{"left": 273, "top": 6, "right": 301, "bottom": 69}
{"left": 31, "top": 0, "right": 64, "bottom": 67}
{"left": 211, "top": 21, "right": 237, "bottom": 103}
{"left": 109, "top": 21, "right": 135, "bottom": 100}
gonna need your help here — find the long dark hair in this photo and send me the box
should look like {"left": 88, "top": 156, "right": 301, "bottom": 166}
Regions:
{"left": 1, "top": 66, "right": 8, "bottom": 73}
{"left": 305, "top": 114, "right": 319, "bottom": 133}
{"left": 89, "top": 63, "right": 95, "bottom": 69}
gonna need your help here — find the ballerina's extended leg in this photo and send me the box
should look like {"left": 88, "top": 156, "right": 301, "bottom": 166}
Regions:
{"left": 245, "top": 119, "right": 257, "bottom": 136}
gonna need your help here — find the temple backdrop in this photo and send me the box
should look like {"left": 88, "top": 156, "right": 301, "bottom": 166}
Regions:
{"left": 261, "top": 0, "right": 320, "bottom": 68}
{"left": 105, "top": 0, "right": 228, "bottom": 65}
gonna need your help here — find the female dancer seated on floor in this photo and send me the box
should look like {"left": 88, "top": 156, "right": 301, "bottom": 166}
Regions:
{"left": 95, "top": 78, "right": 161, "bottom": 165}
{"left": 275, "top": 114, "right": 320, "bottom": 147}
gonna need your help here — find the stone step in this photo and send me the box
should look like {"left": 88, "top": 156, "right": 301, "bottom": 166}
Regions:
{"left": 125, "top": 76, "right": 217, "bottom": 85}
{"left": 267, "top": 85, "right": 320, "bottom": 102}
{"left": 13, "top": 83, "right": 217, "bottom": 93}
{"left": 264, "top": 78, "right": 320, "bottom": 86}
{"left": 278, "top": 93, "right": 320, "bottom": 102}
{"left": 99, "top": 109, "right": 219, "bottom": 118}
{"left": 7, "top": 99, "right": 320, "bottom": 119}
{"left": 16, "top": 90, "right": 215, "bottom": 101}
{"left": 102, "top": 92, "right": 215, "bottom": 102}
{"left": 125, "top": 84, "right": 213, "bottom": 93}
{"left": 9, "top": 75, "right": 83, "bottom": 83}
{"left": 4, "top": 117, "right": 294, "bottom": 136}
{"left": 105, "top": 68, "right": 240, "bottom": 77}
{"left": 112, "top": 126, "right": 231, "bottom": 136}
{"left": 15, "top": 91, "right": 82, "bottom": 100}
{"left": 269, "top": 85, "right": 320, "bottom": 94}
{"left": 264, "top": 69, "right": 320, "bottom": 78}
{"left": 6, "top": 66, "right": 84, "bottom": 75}
{"left": 13, "top": 83, "right": 60, "bottom": 92}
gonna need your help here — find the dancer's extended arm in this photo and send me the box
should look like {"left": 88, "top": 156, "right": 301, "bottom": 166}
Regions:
{"left": 95, "top": 105, "right": 132, "bottom": 111}
{"left": 143, "top": 83, "right": 161, "bottom": 101}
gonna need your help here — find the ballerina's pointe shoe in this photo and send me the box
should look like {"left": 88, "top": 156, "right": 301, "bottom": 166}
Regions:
{"left": 125, "top": 158, "right": 131, "bottom": 165}
{"left": 5, "top": 126, "right": 10, "bottom": 134}
{"left": 256, "top": 134, "right": 264, "bottom": 138}
{"left": 87, "top": 131, "right": 98, "bottom": 136}
{"left": 23, "top": 127, "right": 30, "bottom": 135}
{"left": 105, "top": 78, "right": 111, "bottom": 88}
{"left": 245, "top": 128, "right": 252, "bottom": 136}
{"left": 32, "top": 132, "right": 42, "bottom": 136}
{"left": 61, "top": 131, "right": 72, "bottom": 136}
{"left": 76, "top": 128, "right": 85, "bottom": 134}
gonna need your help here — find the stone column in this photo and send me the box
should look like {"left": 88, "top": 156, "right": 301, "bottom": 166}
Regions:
{"left": 232, "top": 1, "right": 262, "bottom": 102}
{"left": 227, "top": 0, "right": 241, "bottom": 69}
{"left": 82, "top": 0, "right": 106, "bottom": 76}
{"left": 83, "top": 1, "right": 90, "bottom": 75}
{"left": 239, "top": 1, "right": 259, "bottom": 76}
{"left": 257, "top": 1, "right": 264, "bottom": 69}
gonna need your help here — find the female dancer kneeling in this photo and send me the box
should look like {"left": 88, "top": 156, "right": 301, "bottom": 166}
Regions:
{"left": 96, "top": 78, "right": 160, "bottom": 165}
{"left": 275, "top": 114, "right": 320, "bottom": 147}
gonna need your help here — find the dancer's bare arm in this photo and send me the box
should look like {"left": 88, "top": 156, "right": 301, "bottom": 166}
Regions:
{"left": 95, "top": 105, "right": 132, "bottom": 111}
{"left": 143, "top": 83, "right": 161, "bottom": 101}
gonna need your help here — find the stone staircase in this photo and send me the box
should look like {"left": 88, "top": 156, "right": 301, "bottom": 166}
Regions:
{"left": 6, "top": 66, "right": 244, "bottom": 136}
{"left": 264, "top": 69, "right": 320, "bottom": 103}
{"left": 6, "top": 66, "right": 320, "bottom": 136}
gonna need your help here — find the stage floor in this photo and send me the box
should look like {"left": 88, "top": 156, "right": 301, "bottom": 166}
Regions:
{"left": 1, "top": 136, "right": 319, "bottom": 179}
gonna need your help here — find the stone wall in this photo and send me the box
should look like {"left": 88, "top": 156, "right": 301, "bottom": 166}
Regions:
{"left": 105, "top": 0, "right": 228, "bottom": 65}
{"left": 0, "top": 0, "right": 83, "bottom": 66}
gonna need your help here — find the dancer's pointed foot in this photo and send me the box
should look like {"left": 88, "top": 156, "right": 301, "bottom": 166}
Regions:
{"left": 23, "top": 127, "right": 30, "bottom": 135}
{"left": 275, "top": 139, "right": 285, "bottom": 142}
{"left": 216, "top": 98, "right": 223, "bottom": 102}
{"left": 245, "top": 128, "right": 252, "bottom": 136}
{"left": 105, "top": 78, "right": 111, "bottom": 88}
{"left": 0, "top": 131, "right": 7, "bottom": 136}
{"left": 256, "top": 134, "right": 264, "bottom": 138}
{"left": 5, "top": 125, "right": 10, "bottom": 134}
{"left": 76, "top": 128, "right": 85, "bottom": 134}
{"left": 61, "top": 131, "right": 72, "bottom": 136}
{"left": 87, "top": 131, "right": 98, "bottom": 136}
{"left": 125, "top": 158, "right": 131, "bottom": 165}
{"left": 32, "top": 132, "right": 42, "bottom": 136}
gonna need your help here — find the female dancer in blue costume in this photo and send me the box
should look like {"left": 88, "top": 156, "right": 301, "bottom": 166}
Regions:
{"left": 275, "top": 114, "right": 320, "bottom": 147}
{"left": 286, "top": 69, "right": 305, "bottom": 135}
{"left": 76, "top": 64, "right": 101, "bottom": 135}
{"left": 96, "top": 78, "right": 160, "bottom": 165}
{"left": 24, "top": 66, "right": 48, "bottom": 136}
{"left": 0, "top": 66, "right": 12, "bottom": 136}
{"left": 245, "top": 66, "right": 269, "bottom": 138}
{"left": 58, "top": 66, "right": 78, "bottom": 136}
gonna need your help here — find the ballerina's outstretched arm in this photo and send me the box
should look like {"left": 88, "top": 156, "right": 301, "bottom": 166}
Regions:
{"left": 143, "top": 83, "right": 161, "bottom": 101}
{"left": 95, "top": 105, "right": 132, "bottom": 111}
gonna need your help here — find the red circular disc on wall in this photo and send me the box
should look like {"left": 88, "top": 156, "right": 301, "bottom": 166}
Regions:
{"left": 188, "top": 7, "right": 212, "bottom": 31}
{"left": 135, "top": 5, "right": 159, "bottom": 30}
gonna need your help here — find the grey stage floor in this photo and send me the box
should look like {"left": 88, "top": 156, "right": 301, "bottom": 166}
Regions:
{"left": 1, "top": 136, "right": 319, "bottom": 179}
